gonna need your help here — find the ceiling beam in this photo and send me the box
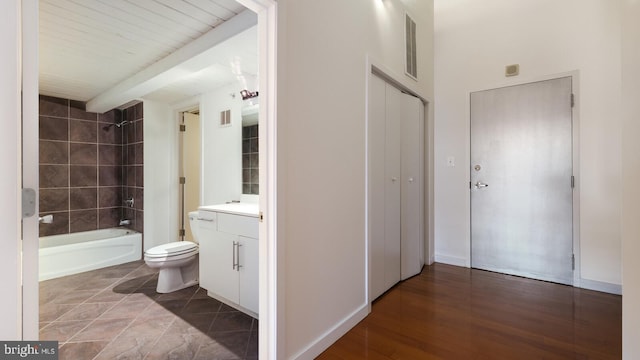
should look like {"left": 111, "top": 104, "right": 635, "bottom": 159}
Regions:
{"left": 86, "top": 9, "right": 257, "bottom": 113}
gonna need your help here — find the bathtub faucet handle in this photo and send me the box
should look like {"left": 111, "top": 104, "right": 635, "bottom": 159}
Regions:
{"left": 124, "top": 197, "right": 134, "bottom": 208}
{"left": 119, "top": 219, "right": 131, "bottom": 226}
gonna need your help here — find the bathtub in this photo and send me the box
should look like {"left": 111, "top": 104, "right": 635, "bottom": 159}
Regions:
{"left": 39, "top": 228, "right": 142, "bottom": 281}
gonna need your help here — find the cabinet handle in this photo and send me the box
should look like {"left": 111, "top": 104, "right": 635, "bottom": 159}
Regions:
{"left": 232, "top": 241, "right": 237, "bottom": 270}
{"left": 197, "top": 218, "right": 214, "bottom": 222}
{"left": 236, "top": 242, "right": 243, "bottom": 271}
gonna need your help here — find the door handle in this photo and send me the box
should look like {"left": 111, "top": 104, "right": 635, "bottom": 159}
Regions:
{"left": 475, "top": 181, "right": 489, "bottom": 189}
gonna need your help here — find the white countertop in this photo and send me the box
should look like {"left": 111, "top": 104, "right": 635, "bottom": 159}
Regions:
{"left": 198, "top": 203, "right": 260, "bottom": 217}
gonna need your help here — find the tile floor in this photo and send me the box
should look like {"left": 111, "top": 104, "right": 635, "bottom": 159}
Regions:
{"left": 39, "top": 260, "right": 258, "bottom": 359}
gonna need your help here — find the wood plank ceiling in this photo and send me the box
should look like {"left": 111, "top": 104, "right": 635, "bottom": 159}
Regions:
{"left": 39, "top": 0, "right": 256, "bottom": 107}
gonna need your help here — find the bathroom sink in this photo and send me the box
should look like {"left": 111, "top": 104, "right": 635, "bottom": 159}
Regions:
{"left": 198, "top": 203, "right": 259, "bottom": 217}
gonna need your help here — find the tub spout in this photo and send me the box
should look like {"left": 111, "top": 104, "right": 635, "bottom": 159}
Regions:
{"left": 39, "top": 214, "right": 54, "bottom": 224}
{"left": 119, "top": 219, "right": 131, "bottom": 226}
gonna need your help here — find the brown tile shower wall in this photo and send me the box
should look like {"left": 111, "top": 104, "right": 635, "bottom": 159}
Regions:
{"left": 122, "top": 102, "right": 144, "bottom": 233}
{"left": 242, "top": 124, "right": 259, "bottom": 195}
{"left": 39, "top": 95, "right": 144, "bottom": 236}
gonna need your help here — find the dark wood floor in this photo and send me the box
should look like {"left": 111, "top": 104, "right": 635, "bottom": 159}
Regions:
{"left": 318, "top": 263, "right": 621, "bottom": 359}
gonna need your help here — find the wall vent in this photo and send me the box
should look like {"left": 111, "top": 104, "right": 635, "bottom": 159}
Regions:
{"left": 220, "top": 109, "right": 231, "bottom": 126}
{"left": 405, "top": 13, "right": 417, "bottom": 79}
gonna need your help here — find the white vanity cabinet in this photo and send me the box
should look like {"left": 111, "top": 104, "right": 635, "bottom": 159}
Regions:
{"left": 198, "top": 204, "right": 259, "bottom": 318}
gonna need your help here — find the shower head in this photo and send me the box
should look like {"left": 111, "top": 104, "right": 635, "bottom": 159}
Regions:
{"left": 102, "top": 120, "right": 129, "bottom": 130}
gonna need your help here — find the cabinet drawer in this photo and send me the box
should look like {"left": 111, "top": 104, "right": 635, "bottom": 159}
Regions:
{"left": 218, "top": 213, "right": 258, "bottom": 238}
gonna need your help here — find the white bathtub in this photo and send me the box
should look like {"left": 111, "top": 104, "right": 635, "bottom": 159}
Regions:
{"left": 39, "top": 228, "right": 142, "bottom": 281}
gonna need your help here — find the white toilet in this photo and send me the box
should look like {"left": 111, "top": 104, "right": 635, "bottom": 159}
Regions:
{"left": 144, "top": 211, "right": 200, "bottom": 293}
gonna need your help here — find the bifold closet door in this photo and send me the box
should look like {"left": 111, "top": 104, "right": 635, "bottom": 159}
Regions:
{"left": 369, "top": 75, "right": 424, "bottom": 300}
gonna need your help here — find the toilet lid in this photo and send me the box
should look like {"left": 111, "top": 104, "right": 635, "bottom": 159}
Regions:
{"left": 145, "top": 241, "right": 198, "bottom": 258}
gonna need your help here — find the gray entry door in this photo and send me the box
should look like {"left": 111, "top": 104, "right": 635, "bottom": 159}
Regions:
{"left": 470, "top": 77, "right": 574, "bottom": 285}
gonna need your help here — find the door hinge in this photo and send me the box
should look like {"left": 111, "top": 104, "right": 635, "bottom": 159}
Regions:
{"left": 259, "top": 211, "right": 264, "bottom": 222}
{"left": 179, "top": 177, "right": 186, "bottom": 184}
{"left": 469, "top": 181, "right": 472, "bottom": 189}
{"left": 571, "top": 93, "right": 575, "bottom": 108}
{"left": 571, "top": 175, "right": 575, "bottom": 189}
{"left": 572, "top": 254, "right": 575, "bottom": 270}
{"left": 180, "top": 124, "right": 186, "bottom": 132}
{"left": 179, "top": 229, "right": 185, "bottom": 237}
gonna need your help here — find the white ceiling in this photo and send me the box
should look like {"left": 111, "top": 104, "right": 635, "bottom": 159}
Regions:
{"left": 39, "top": 0, "right": 257, "bottom": 108}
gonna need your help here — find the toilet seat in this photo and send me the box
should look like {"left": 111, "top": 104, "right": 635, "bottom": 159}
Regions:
{"left": 144, "top": 241, "right": 198, "bottom": 262}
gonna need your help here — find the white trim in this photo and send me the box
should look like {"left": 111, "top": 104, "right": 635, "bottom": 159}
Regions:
{"left": 21, "top": 0, "right": 39, "bottom": 340}
{"left": 234, "top": 0, "right": 280, "bottom": 358}
{"left": 368, "top": 55, "right": 429, "bottom": 103}
{"left": 569, "top": 72, "right": 582, "bottom": 288}
{"left": 1, "top": 0, "right": 22, "bottom": 340}
{"left": 288, "top": 304, "right": 369, "bottom": 360}
{"left": 579, "top": 278, "right": 622, "bottom": 295}
{"left": 434, "top": 254, "right": 469, "bottom": 268}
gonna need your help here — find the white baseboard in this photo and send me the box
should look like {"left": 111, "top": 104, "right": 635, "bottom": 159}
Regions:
{"left": 289, "top": 303, "right": 369, "bottom": 360}
{"left": 434, "top": 253, "right": 469, "bottom": 267}
{"left": 578, "top": 278, "right": 622, "bottom": 295}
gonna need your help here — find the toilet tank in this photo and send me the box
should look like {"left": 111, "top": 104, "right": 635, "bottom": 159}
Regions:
{"left": 188, "top": 211, "right": 200, "bottom": 243}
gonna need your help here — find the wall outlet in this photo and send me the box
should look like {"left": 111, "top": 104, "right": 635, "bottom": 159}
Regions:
{"left": 447, "top": 156, "right": 455, "bottom": 167}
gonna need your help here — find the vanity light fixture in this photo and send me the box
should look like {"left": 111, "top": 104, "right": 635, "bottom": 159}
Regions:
{"left": 240, "top": 89, "right": 259, "bottom": 100}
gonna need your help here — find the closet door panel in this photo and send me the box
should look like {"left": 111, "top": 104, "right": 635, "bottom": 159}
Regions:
{"left": 384, "top": 84, "right": 402, "bottom": 290}
{"left": 369, "top": 75, "right": 388, "bottom": 300}
{"left": 401, "top": 94, "right": 424, "bottom": 280}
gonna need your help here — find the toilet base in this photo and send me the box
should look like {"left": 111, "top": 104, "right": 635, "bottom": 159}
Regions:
{"left": 155, "top": 256, "right": 199, "bottom": 293}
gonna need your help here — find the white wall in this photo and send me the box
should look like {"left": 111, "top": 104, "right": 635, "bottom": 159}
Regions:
{"left": 434, "top": 0, "right": 622, "bottom": 287}
{"left": 143, "top": 100, "right": 179, "bottom": 251}
{"left": 621, "top": 0, "right": 640, "bottom": 357}
{"left": 276, "top": 0, "right": 434, "bottom": 357}
{"left": 0, "top": 0, "right": 22, "bottom": 340}
{"left": 200, "top": 83, "right": 245, "bottom": 206}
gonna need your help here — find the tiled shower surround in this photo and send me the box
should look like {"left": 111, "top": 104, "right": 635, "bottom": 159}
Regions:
{"left": 39, "top": 95, "right": 143, "bottom": 236}
{"left": 242, "top": 124, "right": 259, "bottom": 195}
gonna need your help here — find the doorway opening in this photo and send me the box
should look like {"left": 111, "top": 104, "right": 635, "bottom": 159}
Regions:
{"left": 179, "top": 109, "right": 202, "bottom": 242}
{"left": 22, "top": 0, "right": 279, "bottom": 357}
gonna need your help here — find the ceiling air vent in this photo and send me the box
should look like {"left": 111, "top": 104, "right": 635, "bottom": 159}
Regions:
{"left": 220, "top": 109, "right": 231, "bottom": 126}
{"left": 405, "top": 13, "right": 417, "bottom": 80}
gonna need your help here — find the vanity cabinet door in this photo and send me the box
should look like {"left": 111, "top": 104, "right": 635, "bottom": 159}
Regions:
{"left": 205, "top": 231, "right": 239, "bottom": 303}
{"left": 238, "top": 235, "right": 259, "bottom": 315}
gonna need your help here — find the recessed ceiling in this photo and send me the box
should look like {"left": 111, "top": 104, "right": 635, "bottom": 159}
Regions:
{"left": 39, "top": 0, "right": 257, "bottom": 108}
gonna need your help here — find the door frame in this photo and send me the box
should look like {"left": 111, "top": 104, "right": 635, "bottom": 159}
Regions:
{"left": 468, "top": 71, "right": 581, "bottom": 287}
{"left": 22, "top": 0, "right": 40, "bottom": 340}
{"left": 21, "top": 0, "right": 282, "bottom": 358}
